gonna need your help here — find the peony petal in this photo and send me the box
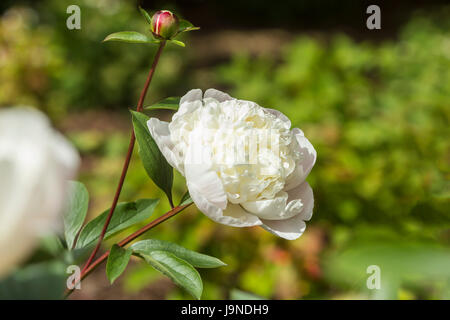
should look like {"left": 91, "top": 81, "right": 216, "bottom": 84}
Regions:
{"left": 260, "top": 182, "right": 314, "bottom": 240}
{"left": 288, "top": 181, "right": 314, "bottom": 221}
{"left": 204, "top": 88, "right": 234, "bottom": 102}
{"left": 284, "top": 128, "right": 317, "bottom": 191}
{"left": 184, "top": 163, "right": 227, "bottom": 211}
{"left": 264, "top": 107, "right": 291, "bottom": 129}
{"left": 174, "top": 89, "right": 204, "bottom": 121}
{"left": 188, "top": 179, "right": 262, "bottom": 228}
{"left": 147, "top": 118, "right": 184, "bottom": 175}
{"left": 174, "top": 100, "right": 203, "bottom": 122}
{"left": 241, "top": 191, "right": 302, "bottom": 220}
{"left": 221, "top": 204, "right": 262, "bottom": 227}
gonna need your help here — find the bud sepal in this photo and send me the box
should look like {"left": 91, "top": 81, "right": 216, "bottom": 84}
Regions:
{"left": 177, "top": 19, "right": 200, "bottom": 34}
{"left": 103, "top": 7, "right": 199, "bottom": 47}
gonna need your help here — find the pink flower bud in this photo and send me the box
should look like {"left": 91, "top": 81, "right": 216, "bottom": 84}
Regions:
{"left": 151, "top": 10, "right": 179, "bottom": 40}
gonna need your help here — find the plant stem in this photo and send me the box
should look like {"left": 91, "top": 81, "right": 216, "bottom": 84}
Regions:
{"left": 66, "top": 202, "right": 192, "bottom": 298}
{"left": 81, "top": 41, "right": 166, "bottom": 274}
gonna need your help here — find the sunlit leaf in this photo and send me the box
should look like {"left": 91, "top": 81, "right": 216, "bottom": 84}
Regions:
{"left": 75, "top": 198, "right": 159, "bottom": 249}
{"left": 131, "top": 239, "right": 226, "bottom": 268}
{"left": 137, "top": 250, "right": 203, "bottom": 299}
{"left": 63, "top": 181, "right": 89, "bottom": 250}
{"left": 106, "top": 245, "right": 132, "bottom": 284}
{"left": 144, "top": 97, "right": 180, "bottom": 111}
{"left": 169, "top": 39, "right": 185, "bottom": 47}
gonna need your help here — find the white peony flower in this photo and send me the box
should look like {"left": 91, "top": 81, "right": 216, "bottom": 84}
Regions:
{"left": 148, "top": 89, "right": 316, "bottom": 240}
{"left": 0, "top": 108, "right": 79, "bottom": 277}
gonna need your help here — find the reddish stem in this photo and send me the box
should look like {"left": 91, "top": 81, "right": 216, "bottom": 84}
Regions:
{"left": 81, "top": 41, "right": 166, "bottom": 274}
{"left": 66, "top": 203, "right": 191, "bottom": 297}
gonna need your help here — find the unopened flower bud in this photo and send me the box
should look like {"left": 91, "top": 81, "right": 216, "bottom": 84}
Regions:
{"left": 151, "top": 10, "right": 179, "bottom": 39}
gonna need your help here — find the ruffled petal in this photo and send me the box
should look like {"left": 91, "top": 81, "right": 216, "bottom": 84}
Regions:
{"left": 188, "top": 178, "right": 262, "bottom": 228}
{"left": 284, "top": 128, "right": 317, "bottom": 191}
{"left": 264, "top": 107, "right": 291, "bottom": 129}
{"left": 288, "top": 181, "right": 314, "bottom": 221}
{"left": 173, "top": 100, "right": 203, "bottom": 122}
{"left": 261, "top": 218, "right": 306, "bottom": 240}
{"left": 147, "top": 118, "right": 184, "bottom": 175}
{"left": 260, "top": 182, "right": 314, "bottom": 240}
{"left": 172, "top": 89, "right": 204, "bottom": 122}
{"left": 241, "top": 191, "right": 302, "bottom": 220}
{"left": 204, "top": 88, "right": 234, "bottom": 102}
{"left": 184, "top": 162, "right": 227, "bottom": 210}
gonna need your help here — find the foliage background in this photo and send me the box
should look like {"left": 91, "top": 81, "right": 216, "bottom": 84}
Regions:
{"left": 0, "top": 0, "right": 449, "bottom": 299}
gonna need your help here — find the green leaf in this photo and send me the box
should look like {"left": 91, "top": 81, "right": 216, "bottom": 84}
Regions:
{"left": 178, "top": 19, "right": 200, "bottom": 34}
{"left": 169, "top": 39, "right": 185, "bottom": 47}
{"left": 131, "top": 111, "right": 173, "bottom": 204}
{"left": 63, "top": 181, "right": 89, "bottom": 250}
{"left": 138, "top": 250, "right": 203, "bottom": 299}
{"left": 0, "top": 261, "right": 66, "bottom": 299}
{"left": 131, "top": 239, "right": 226, "bottom": 268}
{"left": 144, "top": 97, "right": 180, "bottom": 111}
{"left": 179, "top": 191, "right": 193, "bottom": 206}
{"left": 106, "top": 245, "right": 132, "bottom": 284}
{"left": 75, "top": 198, "right": 159, "bottom": 249}
{"left": 103, "top": 31, "right": 159, "bottom": 44}
{"left": 138, "top": 6, "right": 152, "bottom": 25}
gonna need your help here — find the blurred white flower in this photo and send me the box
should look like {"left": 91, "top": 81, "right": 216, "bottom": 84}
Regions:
{"left": 0, "top": 108, "right": 79, "bottom": 277}
{"left": 148, "top": 89, "right": 316, "bottom": 240}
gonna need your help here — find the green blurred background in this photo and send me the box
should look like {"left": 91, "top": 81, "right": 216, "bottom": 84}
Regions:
{"left": 1, "top": 0, "right": 449, "bottom": 299}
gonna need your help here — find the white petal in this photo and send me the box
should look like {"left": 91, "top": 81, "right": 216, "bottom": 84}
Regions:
{"left": 288, "top": 181, "right": 314, "bottom": 221}
{"left": 175, "top": 89, "right": 204, "bottom": 120}
{"left": 174, "top": 100, "right": 203, "bottom": 121}
{"left": 284, "top": 128, "right": 317, "bottom": 191}
{"left": 184, "top": 149, "right": 261, "bottom": 227}
{"left": 204, "top": 88, "right": 234, "bottom": 102}
{"left": 261, "top": 218, "right": 306, "bottom": 240}
{"left": 184, "top": 163, "right": 227, "bottom": 210}
{"left": 147, "top": 118, "right": 184, "bottom": 175}
{"left": 264, "top": 107, "right": 291, "bottom": 129}
{"left": 260, "top": 182, "right": 314, "bottom": 240}
{"left": 241, "top": 191, "right": 302, "bottom": 220}
{"left": 180, "top": 88, "right": 203, "bottom": 105}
